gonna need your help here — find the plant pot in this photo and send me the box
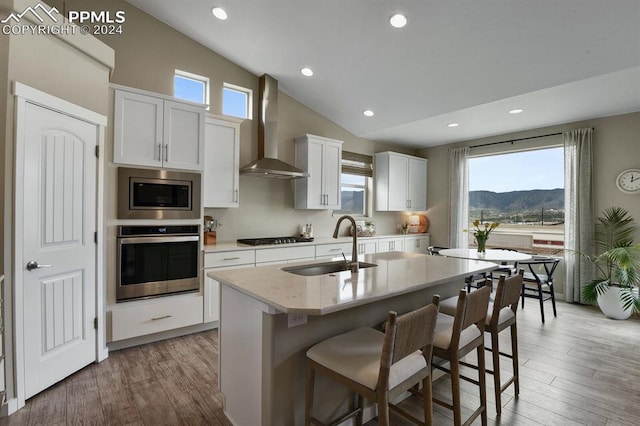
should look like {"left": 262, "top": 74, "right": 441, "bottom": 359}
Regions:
{"left": 597, "top": 286, "right": 638, "bottom": 320}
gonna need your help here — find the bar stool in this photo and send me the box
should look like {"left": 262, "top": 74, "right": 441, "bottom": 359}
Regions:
{"left": 305, "top": 295, "right": 440, "bottom": 426}
{"left": 438, "top": 271, "right": 524, "bottom": 416}
{"left": 431, "top": 286, "right": 491, "bottom": 426}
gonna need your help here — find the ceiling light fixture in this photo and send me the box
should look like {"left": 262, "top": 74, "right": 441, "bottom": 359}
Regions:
{"left": 389, "top": 13, "right": 407, "bottom": 28}
{"left": 509, "top": 108, "right": 524, "bottom": 114}
{"left": 300, "top": 67, "right": 314, "bottom": 77}
{"left": 447, "top": 123, "right": 459, "bottom": 128}
{"left": 212, "top": 7, "right": 228, "bottom": 20}
{"left": 363, "top": 110, "right": 375, "bottom": 117}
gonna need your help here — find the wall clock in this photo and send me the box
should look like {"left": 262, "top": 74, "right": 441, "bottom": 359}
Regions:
{"left": 615, "top": 169, "right": 640, "bottom": 194}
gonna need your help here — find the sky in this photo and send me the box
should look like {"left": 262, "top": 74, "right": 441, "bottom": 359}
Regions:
{"left": 469, "top": 147, "right": 564, "bottom": 193}
{"left": 174, "top": 75, "right": 247, "bottom": 118}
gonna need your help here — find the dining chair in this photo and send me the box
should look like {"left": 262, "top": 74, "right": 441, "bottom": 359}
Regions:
{"left": 519, "top": 257, "right": 560, "bottom": 323}
{"left": 305, "top": 295, "right": 440, "bottom": 426}
{"left": 490, "top": 247, "right": 520, "bottom": 282}
{"left": 431, "top": 286, "right": 491, "bottom": 426}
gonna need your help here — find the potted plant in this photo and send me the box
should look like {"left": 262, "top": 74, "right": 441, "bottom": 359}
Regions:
{"left": 580, "top": 207, "right": 640, "bottom": 319}
{"left": 464, "top": 220, "right": 499, "bottom": 253}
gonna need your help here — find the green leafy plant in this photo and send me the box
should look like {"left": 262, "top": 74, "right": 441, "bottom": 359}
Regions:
{"left": 580, "top": 207, "right": 640, "bottom": 313}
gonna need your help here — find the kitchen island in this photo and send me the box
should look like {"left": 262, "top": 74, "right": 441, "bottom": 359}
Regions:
{"left": 209, "top": 251, "right": 496, "bottom": 425}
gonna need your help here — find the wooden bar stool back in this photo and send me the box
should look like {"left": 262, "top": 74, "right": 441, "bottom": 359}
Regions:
{"left": 432, "top": 286, "right": 491, "bottom": 426}
{"left": 484, "top": 269, "right": 524, "bottom": 415}
{"left": 305, "top": 295, "right": 440, "bottom": 426}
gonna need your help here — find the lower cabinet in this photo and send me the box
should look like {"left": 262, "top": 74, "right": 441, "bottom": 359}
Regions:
{"left": 377, "top": 237, "right": 405, "bottom": 253}
{"left": 404, "top": 235, "right": 431, "bottom": 254}
{"left": 315, "top": 242, "right": 355, "bottom": 259}
{"left": 111, "top": 293, "right": 204, "bottom": 341}
{"left": 358, "top": 239, "right": 378, "bottom": 255}
{"left": 204, "top": 249, "right": 256, "bottom": 324}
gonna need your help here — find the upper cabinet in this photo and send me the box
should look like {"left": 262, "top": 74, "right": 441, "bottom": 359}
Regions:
{"left": 294, "top": 134, "right": 343, "bottom": 210}
{"left": 113, "top": 87, "right": 205, "bottom": 171}
{"left": 375, "top": 152, "right": 427, "bottom": 211}
{"left": 203, "top": 116, "right": 241, "bottom": 208}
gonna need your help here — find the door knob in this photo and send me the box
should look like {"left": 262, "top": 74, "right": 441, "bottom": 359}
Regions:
{"left": 26, "top": 261, "right": 52, "bottom": 271}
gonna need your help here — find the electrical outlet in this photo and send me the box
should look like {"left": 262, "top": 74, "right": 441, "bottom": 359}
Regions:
{"left": 287, "top": 313, "right": 308, "bottom": 328}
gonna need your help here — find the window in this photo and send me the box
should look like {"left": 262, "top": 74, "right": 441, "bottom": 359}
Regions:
{"left": 468, "top": 146, "right": 565, "bottom": 254}
{"left": 174, "top": 70, "right": 209, "bottom": 106}
{"left": 334, "top": 151, "right": 373, "bottom": 216}
{"left": 223, "top": 83, "right": 252, "bottom": 119}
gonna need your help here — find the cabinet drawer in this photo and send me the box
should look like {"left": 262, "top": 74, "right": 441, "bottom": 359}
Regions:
{"left": 204, "top": 250, "right": 255, "bottom": 268}
{"left": 111, "top": 294, "right": 203, "bottom": 341}
{"left": 256, "top": 246, "right": 316, "bottom": 263}
{"left": 315, "top": 242, "right": 354, "bottom": 258}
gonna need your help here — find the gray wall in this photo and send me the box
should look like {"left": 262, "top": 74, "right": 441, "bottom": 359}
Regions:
{"left": 418, "top": 112, "right": 640, "bottom": 247}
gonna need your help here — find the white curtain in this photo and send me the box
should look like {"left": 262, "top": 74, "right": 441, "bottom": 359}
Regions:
{"left": 449, "top": 147, "right": 469, "bottom": 248}
{"left": 564, "top": 128, "right": 595, "bottom": 303}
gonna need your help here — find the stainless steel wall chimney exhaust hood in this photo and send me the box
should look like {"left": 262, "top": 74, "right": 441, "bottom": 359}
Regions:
{"left": 239, "top": 74, "right": 309, "bottom": 179}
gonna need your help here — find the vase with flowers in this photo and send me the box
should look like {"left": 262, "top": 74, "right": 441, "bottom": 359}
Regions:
{"left": 464, "top": 220, "right": 499, "bottom": 253}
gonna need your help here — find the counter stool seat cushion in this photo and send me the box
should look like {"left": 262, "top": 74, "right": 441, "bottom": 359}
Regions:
{"left": 307, "top": 327, "right": 426, "bottom": 390}
{"left": 433, "top": 313, "right": 481, "bottom": 351}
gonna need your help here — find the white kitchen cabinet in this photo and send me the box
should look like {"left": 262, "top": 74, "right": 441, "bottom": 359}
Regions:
{"left": 255, "top": 246, "right": 316, "bottom": 265}
{"left": 377, "top": 237, "right": 405, "bottom": 253}
{"left": 114, "top": 87, "right": 205, "bottom": 171}
{"left": 294, "top": 134, "right": 343, "bottom": 210}
{"left": 404, "top": 235, "right": 431, "bottom": 254}
{"left": 203, "top": 249, "right": 255, "bottom": 324}
{"left": 203, "top": 116, "right": 241, "bottom": 207}
{"left": 358, "top": 239, "right": 378, "bottom": 255}
{"left": 375, "top": 152, "right": 427, "bottom": 211}
{"left": 111, "top": 293, "right": 204, "bottom": 341}
{"left": 315, "top": 242, "right": 354, "bottom": 259}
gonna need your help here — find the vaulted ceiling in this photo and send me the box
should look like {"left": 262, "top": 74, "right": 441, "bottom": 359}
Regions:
{"left": 128, "top": 0, "right": 640, "bottom": 148}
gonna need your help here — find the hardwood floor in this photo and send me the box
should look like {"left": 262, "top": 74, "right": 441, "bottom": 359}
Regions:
{"left": 1, "top": 300, "right": 638, "bottom": 425}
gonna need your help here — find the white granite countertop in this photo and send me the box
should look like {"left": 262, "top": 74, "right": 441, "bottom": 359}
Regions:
{"left": 208, "top": 251, "right": 496, "bottom": 315}
{"left": 203, "top": 233, "right": 429, "bottom": 252}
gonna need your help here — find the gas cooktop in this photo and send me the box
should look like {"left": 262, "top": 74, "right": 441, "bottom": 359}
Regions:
{"left": 237, "top": 237, "right": 315, "bottom": 246}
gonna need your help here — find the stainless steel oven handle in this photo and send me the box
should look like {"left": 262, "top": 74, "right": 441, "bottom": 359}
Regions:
{"left": 119, "top": 235, "right": 200, "bottom": 244}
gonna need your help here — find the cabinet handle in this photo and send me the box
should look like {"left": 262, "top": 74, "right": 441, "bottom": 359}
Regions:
{"left": 223, "top": 257, "right": 241, "bottom": 261}
{"left": 157, "top": 144, "right": 162, "bottom": 161}
{"left": 164, "top": 144, "right": 168, "bottom": 162}
{"left": 151, "top": 315, "right": 172, "bottom": 321}
{"left": 234, "top": 189, "right": 239, "bottom": 203}
{"left": 329, "top": 248, "right": 342, "bottom": 252}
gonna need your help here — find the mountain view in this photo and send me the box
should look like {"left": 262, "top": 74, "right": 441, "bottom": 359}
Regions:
{"left": 469, "top": 188, "right": 564, "bottom": 224}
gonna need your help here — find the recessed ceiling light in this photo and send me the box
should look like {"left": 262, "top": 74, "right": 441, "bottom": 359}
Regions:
{"left": 389, "top": 13, "right": 407, "bottom": 28}
{"left": 300, "top": 67, "right": 314, "bottom": 77}
{"left": 363, "top": 110, "right": 375, "bottom": 117}
{"left": 447, "top": 123, "right": 459, "bottom": 128}
{"left": 509, "top": 108, "right": 524, "bottom": 114}
{"left": 212, "top": 7, "right": 228, "bottom": 20}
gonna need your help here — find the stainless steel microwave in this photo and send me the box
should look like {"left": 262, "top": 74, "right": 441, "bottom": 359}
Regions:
{"left": 117, "top": 167, "right": 201, "bottom": 219}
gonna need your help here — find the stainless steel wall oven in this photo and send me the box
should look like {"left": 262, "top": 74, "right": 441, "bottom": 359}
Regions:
{"left": 117, "top": 225, "right": 200, "bottom": 302}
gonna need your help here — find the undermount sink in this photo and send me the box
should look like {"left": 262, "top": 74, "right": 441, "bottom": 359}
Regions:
{"left": 282, "top": 261, "right": 377, "bottom": 276}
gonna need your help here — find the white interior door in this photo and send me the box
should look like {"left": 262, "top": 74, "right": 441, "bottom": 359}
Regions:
{"left": 21, "top": 102, "right": 97, "bottom": 399}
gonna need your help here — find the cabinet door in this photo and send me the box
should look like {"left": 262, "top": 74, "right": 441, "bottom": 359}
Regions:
{"left": 204, "top": 263, "right": 254, "bottom": 324}
{"left": 408, "top": 158, "right": 427, "bottom": 211}
{"left": 113, "top": 90, "right": 163, "bottom": 168}
{"left": 404, "top": 236, "right": 430, "bottom": 253}
{"left": 323, "top": 140, "right": 342, "bottom": 209}
{"left": 203, "top": 117, "right": 240, "bottom": 207}
{"left": 388, "top": 155, "right": 409, "bottom": 210}
{"left": 358, "top": 240, "right": 378, "bottom": 255}
{"left": 378, "top": 238, "right": 404, "bottom": 253}
{"left": 163, "top": 100, "right": 205, "bottom": 171}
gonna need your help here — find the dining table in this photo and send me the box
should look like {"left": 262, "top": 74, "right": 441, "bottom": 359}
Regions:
{"left": 438, "top": 248, "right": 533, "bottom": 263}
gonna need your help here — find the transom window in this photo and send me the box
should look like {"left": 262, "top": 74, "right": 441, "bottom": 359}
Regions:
{"left": 173, "top": 70, "right": 209, "bottom": 106}
{"left": 223, "top": 83, "right": 252, "bottom": 119}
